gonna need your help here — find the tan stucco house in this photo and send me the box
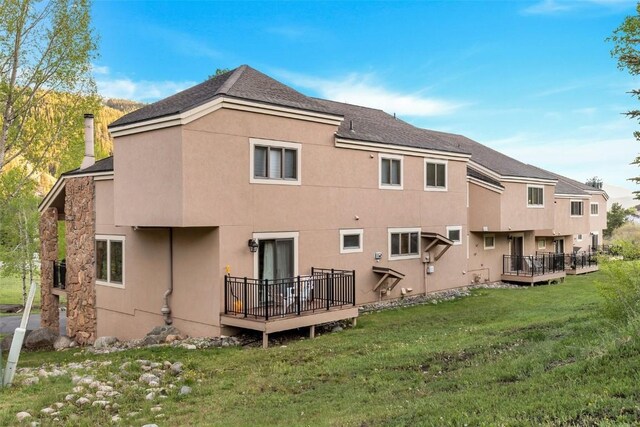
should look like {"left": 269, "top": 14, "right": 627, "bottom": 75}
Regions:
{"left": 38, "top": 65, "right": 608, "bottom": 346}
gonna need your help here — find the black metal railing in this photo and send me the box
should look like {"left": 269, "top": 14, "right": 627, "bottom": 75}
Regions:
{"left": 53, "top": 261, "right": 66, "bottom": 290}
{"left": 588, "top": 244, "right": 611, "bottom": 254}
{"left": 503, "top": 254, "right": 565, "bottom": 277}
{"left": 568, "top": 251, "right": 598, "bottom": 270}
{"left": 224, "top": 268, "right": 356, "bottom": 320}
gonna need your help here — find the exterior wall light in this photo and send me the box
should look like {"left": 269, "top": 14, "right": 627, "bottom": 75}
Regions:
{"left": 248, "top": 238, "right": 259, "bottom": 253}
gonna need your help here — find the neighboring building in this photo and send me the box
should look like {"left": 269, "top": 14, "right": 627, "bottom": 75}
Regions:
{"left": 38, "top": 66, "right": 608, "bottom": 346}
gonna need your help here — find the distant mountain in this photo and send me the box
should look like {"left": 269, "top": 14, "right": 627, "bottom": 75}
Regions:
{"left": 103, "top": 98, "right": 146, "bottom": 114}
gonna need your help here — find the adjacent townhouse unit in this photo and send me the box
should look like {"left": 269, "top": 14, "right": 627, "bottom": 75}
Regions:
{"left": 38, "top": 66, "right": 608, "bottom": 346}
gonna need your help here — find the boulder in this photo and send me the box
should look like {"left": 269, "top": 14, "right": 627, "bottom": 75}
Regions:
{"left": 141, "top": 335, "right": 162, "bottom": 346}
{"left": 146, "top": 325, "right": 181, "bottom": 341}
{"left": 1, "top": 330, "right": 32, "bottom": 352}
{"left": 53, "top": 336, "right": 73, "bottom": 351}
{"left": 93, "top": 336, "right": 118, "bottom": 349}
{"left": 24, "top": 328, "right": 58, "bottom": 350}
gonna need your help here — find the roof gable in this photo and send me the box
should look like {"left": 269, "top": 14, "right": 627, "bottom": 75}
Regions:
{"left": 109, "top": 66, "right": 334, "bottom": 128}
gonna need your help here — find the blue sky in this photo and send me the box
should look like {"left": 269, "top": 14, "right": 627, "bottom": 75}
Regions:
{"left": 93, "top": 0, "right": 640, "bottom": 191}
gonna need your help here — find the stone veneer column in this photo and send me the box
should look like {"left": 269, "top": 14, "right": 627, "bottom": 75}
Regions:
{"left": 39, "top": 207, "right": 59, "bottom": 333}
{"left": 65, "top": 176, "right": 96, "bottom": 345}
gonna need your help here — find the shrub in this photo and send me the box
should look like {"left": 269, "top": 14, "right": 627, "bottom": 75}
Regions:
{"left": 597, "top": 259, "right": 640, "bottom": 321}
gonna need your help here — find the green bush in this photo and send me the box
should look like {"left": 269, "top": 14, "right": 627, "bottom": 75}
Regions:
{"left": 597, "top": 259, "right": 640, "bottom": 320}
{"left": 609, "top": 239, "right": 640, "bottom": 260}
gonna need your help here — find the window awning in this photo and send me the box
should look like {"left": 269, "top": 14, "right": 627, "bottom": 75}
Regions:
{"left": 372, "top": 266, "right": 405, "bottom": 292}
{"left": 421, "top": 232, "right": 453, "bottom": 261}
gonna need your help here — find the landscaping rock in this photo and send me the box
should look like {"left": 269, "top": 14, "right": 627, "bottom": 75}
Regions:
{"left": 40, "top": 408, "right": 55, "bottom": 415}
{"left": 139, "top": 373, "right": 160, "bottom": 385}
{"left": 179, "top": 385, "right": 192, "bottom": 395}
{"left": 147, "top": 325, "right": 181, "bottom": 341}
{"left": 75, "top": 397, "right": 90, "bottom": 406}
{"left": 141, "top": 334, "right": 162, "bottom": 346}
{"left": 170, "top": 362, "right": 183, "bottom": 375}
{"left": 16, "top": 412, "right": 31, "bottom": 422}
{"left": 93, "top": 336, "right": 118, "bottom": 349}
{"left": 53, "top": 336, "right": 74, "bottom": 350}
{"left": 24, "top": 328, "right": 58, "bottom": 350}
{"left": 22, "top": 376, "right": 39, "bottom": 386}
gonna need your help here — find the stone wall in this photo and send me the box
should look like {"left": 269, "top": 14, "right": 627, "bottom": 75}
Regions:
{"left": 65, "top": 177, "right": 96, "bottom": 345}
{"left": 39, "top": 207, "right": 59, "bottom": 333}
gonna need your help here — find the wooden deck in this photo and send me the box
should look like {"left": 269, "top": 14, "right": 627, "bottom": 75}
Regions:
{"left": 221, "top": 306, "right": 359, "bottom": 348}
{"left": 501, "top": 271, "right": 566, "bottom": 285}
{"left": 566, "top": 265, "right": 599, "bottom": 275}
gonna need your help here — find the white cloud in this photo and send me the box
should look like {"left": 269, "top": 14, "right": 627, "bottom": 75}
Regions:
{"left": 522, "top": 0, "right": 572, "bottom": 15}
{"left": 485, "top": 133, "right": 638, "bottom": 189}
{"left": 96, "top": 77, "right": 196, "bottom": 102}
{"left": 522, "top": 0, "right": 635, "bottom": 15}
{"left": 279, "top": 70, "right": 467, "bottom": 117}
{"left": 91, "top": 64, "right": 109, "bottom": 75}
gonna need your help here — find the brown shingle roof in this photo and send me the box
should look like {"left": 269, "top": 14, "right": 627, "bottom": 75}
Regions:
{"left": 62, "top": 156, "right": 113, "bottom": 176}
{"left": 109, "top": 66, "right": 337, "bottom": 128}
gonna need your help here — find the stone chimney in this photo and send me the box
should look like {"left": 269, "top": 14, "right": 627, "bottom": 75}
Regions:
{"left": 80, "top": 113, "right": 95, "bottom": 170}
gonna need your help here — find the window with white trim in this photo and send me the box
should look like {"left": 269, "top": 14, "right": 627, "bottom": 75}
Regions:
{"left": 446, "top": 226, "right": 462, "bottom": 245}
{"left": 388, "top": 228, "right": 420, "bottom": 259}
{"left": 340, "top": 229, "right": 363, "bottom": 254}
{"left": 249, "top": 138, "right": 301, "bottom": 185}
{"left": 425, "top": 160, "right": 447, "bottom": 190}
{"left": 96, "top": 235, "right": 125, "bottom": 288}
{"left": 576, "top": 234, "right": 583, "bottom": 242}
{"left": 483, "top": 234, "right": 495, "bottom": 250}
{"left": 527, "top": 185, "right": 544, "bottom": 207}
{"left": 571, "top": 200, "right": 584, "bottom": 216}
{"left": 537, "top": 239, "right": 546, "bottom": 250}
{"left": 379, "top": 154, "right": 403, "bottom": 189}
{"left": 590, "top": 203, "right": 599, "bottom": 216}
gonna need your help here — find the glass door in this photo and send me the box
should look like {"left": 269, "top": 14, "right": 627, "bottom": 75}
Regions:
{"left": 258, "top": 238, "right": 294, "bottom": 305}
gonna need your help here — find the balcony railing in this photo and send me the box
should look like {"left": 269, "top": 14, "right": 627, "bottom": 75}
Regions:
{"left": 567, "top": 251, "right": 598, "bottom": 270}
{"left": 503, "top": 254, "right": 565, "bottom": 277}
{"left": 53, "top": 261, "right": 66, "bottom": 290}
{"left": 224, "top": 268, "right": 355, "bottom": 320}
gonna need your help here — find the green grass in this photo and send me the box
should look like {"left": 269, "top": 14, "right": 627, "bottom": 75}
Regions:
{"left": 0, "top": 274, "right": 41, "bottom": 313}
{"left": 2, "top": 272, "right": 640, "bottom": 426}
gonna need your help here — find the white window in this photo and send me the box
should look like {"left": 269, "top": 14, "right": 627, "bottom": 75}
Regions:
{"left": 249, "top": 138, "right": 301, "bottom": 185}
{"left": 537, "top": 239, "right": 546, "bottom": 250}
{"left": 483, "top": 234, "right": 495, "bottom": 250}
{"left": 96, "top": 235, "right": 125, "bottom": 288}
{"left": 340, "top": 229, "right": 363, "bottom": 254}
{"left": 379, "top": 154, "right": 403, "bottom": 190}
{"left": 527, "top": 185, "right": 544, "bottom": 207}
{"left": 590, "top": 203, "right": 599, "bottom": 216}
{"left": 424, "top": 160, "right": 447, "bottom": 191}
{"left": 571, "top": 200, "right": 584, "bottom": 216}
{"left": 576, "top": 234, "right": 583, "bottom": 242}
{"left": 388, "top": 228, "right": 420, "bottom": 260}
{"left": 446, "top": 226, "right": 462, "bottom": 246}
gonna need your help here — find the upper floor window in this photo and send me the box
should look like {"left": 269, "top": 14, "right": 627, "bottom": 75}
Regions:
{"left": 96, "top": 235, "right": 125, "bottom": 288}
{"left": 249, "top": 138, "right": 301, "bottom": 185}
{"left": 425, "top": 160, "right": 447, "bottom": 190}
{"left": 388, "top": 228, "right": 419, "bottom": 259}
{"left": 537, "top": 239, "right": 546, "bottom": 250}
{"left": 379, "top": 154, "right": 403, "bottom": 189}
{"left": 590, "top": 203, "right": 599, "bottom": 216}
{"left": 446, "top": 225, "right": 462, "bottom": 245}
{"left": 571, "top": 200, "right": 584, "bottom": 216}
{"left": 340, "top": 229, "right": 363, "bottom": 254}
{"left": 527, "top": 185, "right": 544, "bottom": 207}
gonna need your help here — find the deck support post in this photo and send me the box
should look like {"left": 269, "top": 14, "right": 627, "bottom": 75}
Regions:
{"left": 309, "top": 325, "right": 315, "bottom": 339}
{"left": 262, "top": 332, "right": 268, "bottom": 349}
{"left": 352, "top": 317, "right": 357, "bottom": 327}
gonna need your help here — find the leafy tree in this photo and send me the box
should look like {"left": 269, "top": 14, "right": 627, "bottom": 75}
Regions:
{"left": 609, "top": 4, "right": 640, "bottom": 198}
{"left": 0, "top": 167, "right": 40, "bottom": 304}
{"left": 207, "top": 68, "right": 231, "bottom": 80}
{"left": 585, "top": 176, "right": 603, "bottom": 189}
{"left": 0, "top": 0, "right": 97, "bottom": 199}
{"left": 606, "top": 202, "right": 636, "bottom": 238}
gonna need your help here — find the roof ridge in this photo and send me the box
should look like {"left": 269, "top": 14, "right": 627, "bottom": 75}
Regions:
{"left": 217, "top": 65, "right": 248, "bottom": 95}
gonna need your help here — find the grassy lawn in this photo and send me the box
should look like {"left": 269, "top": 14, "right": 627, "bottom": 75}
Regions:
{"left": 0, "top": 275, "right": 41, "bottom": 315}
{"left": 2, "top": 271, "right": 639, "bottom": 426}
